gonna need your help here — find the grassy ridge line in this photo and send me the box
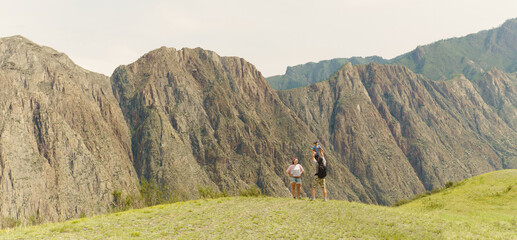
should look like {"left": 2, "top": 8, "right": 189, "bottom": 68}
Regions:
{"left": 400, "top": 169, "right": 517, "bottom": 221}
{"left": 398, "top": 169, "right": 517, "bottom": 239}
{"left": 1, "top": 170, "right": 516, "bottom": 239}
{"left": 0, "top": 198, "right": 444, "bottom": 239}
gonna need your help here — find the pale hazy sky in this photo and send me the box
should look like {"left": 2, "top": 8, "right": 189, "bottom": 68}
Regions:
{"left": 1, "top": 0, "right": 516, "bottom": 77}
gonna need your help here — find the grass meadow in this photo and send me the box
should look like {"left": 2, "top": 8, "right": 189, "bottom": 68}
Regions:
{"left": 1, "top": 170, "right": 516, "bottom": 239}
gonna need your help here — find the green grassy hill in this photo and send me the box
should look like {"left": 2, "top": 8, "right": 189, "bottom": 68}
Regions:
{"left": 1, "top": 170, "right": 515, "bottom": 239}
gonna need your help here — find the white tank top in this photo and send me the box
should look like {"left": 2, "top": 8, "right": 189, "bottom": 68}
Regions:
{"left": 291, "top": 164, "right": 302, "bottom": 177}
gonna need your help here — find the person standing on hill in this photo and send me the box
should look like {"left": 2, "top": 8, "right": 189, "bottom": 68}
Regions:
{"left": 286, "top": 157, "right": 304, "bottom": 199}
{"left": 311, "top": 151, "right": 327, "bottom": 201}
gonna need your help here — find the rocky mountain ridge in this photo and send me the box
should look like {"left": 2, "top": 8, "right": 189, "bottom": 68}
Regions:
{"left": 0, "top": 36, "right": 139, "bottom": 224}
{"left": 278, "top": 62, "right": 516, "bottom": 192}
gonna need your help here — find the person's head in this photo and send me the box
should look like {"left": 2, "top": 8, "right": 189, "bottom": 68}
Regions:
{"left": 317, "top": 156, "right": 323, "bottom": 163}
{"left": 313, "top": 141, "right": 319, "bottom": 146}
{"left": 292, "top": 157, "right": 298, "bottom": 164}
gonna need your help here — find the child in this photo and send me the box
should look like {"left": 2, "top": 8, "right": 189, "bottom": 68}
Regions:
{"left": 311, "top": 141, "right": 324, "bottom": 159}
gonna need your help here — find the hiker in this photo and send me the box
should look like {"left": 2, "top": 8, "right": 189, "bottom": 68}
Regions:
{"left": 312, "top": 140, "right": 324, "bottom": 160}
{"left": 286, "top": 157, "right": 304, "bottom": 199}
{"left": 311, "top": 151, "right": 327, "bottom": 201}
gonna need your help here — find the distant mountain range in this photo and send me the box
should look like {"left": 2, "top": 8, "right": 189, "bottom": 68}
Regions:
{"left": 267, "top": 56, "right": 387, "bottom": 90}
{"left": 267, "top": 18, "right": 517, "bottom": 89}
{"left": 1, "top": 17, "right": 516, "bottom": 226}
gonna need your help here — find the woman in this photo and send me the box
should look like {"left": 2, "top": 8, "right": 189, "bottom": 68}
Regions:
{"left": 286, "top": 157, "right": 304, "bottom": 199}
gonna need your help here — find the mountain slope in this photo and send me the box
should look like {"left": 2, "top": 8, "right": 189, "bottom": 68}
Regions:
{"left": 393, "top": 18, "right": 517, "bottom": 80}
{"left": 2, "top": 170, "right": 515, "bottom": 239}
{"left": 267, "top": 18, "right": 517, "bottom": 90}
{"left": 362, "top": 64, "right": 517, "bottom": 184}
{"left": 400, "top": 169, "right": 517, "bottom": 223}
{"left": 0, "top": 36, "right": 139, "bottom": 224}
{"left": 470, "top": 68, "right": 517, "bottom": 132}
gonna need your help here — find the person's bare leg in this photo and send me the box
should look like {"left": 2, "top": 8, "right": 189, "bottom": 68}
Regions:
{"left": 322, "top": 187, "right": 327, "bottom": 201}
{"left": 291, "top": 182, "right": 296, "bottom": 198}
{"left": 312, "top": 188, "right": 316, "bottom": 200}
{"left": 296, "top": 183, "right": 301, "bottom": 198}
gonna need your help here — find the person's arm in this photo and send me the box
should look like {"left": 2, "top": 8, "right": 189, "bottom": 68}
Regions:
{"left": 286, "top": 165, "right": 293, "bottom": 177}
{"left": 312, "top": 152, "right": 317, "bottom": 163}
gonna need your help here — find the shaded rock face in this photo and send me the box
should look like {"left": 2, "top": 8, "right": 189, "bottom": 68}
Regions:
{"left": 111, "top": 47, "right": 291, "bottom": 198}
{"left": 279, "top": 63, "right": 517, "bottom": 192}
{"left": 0, "top": 36, "right": 139, "bottom": 224}
{"left": 472, "top": 69, "right": 517, "bottom": 132}
{"left": 362, "top": 65, "right": 516, "bottom": 186}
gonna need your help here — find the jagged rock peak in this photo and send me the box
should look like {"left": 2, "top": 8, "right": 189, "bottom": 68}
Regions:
{"left": 502, "top": 17, "right": 517, "bottom": 27}
{"left": 132, "top": 46, "right": 264, "bottom": 78}
{"left": 115, "top": 45, "right": 270, "bottom": 103}
{"left": 0, "top": 35, "right": 91, "bottom": 77}
{"left": 0, "top": 35, "right": 33, "bottom": 43}
{"left": 1, "top": 35, "right": 67, "bottom": 59}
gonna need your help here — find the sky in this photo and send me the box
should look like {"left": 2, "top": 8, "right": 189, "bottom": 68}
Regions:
{"left": 1, "top": 0, "right": 517, "bottom": 77}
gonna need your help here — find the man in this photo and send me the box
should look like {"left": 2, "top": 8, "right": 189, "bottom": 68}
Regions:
{"left": 311, "top": 151, "right": 327, "bottom": 201}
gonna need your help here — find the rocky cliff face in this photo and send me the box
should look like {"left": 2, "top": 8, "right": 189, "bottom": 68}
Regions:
{"left": 279, "top": 63, "right": 517, "bottom": 192}
{"left": 471, "top": 68, "right": 517, "bottom": 132}
{"left": 0, "top": 36, "right": 139, "bottom": 224}
{"left": 362, "top": 64, "right": 517, "bottom": 186}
